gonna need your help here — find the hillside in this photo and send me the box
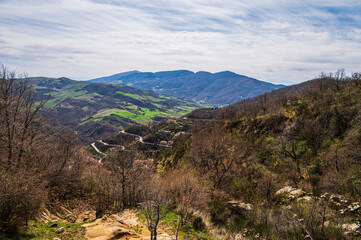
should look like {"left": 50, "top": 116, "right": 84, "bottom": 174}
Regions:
{"left": 152, "top": 73, "right": 361, "bottom": 239}
{"left": 30, "top": 77, "right": 205, "bottom": 143}
{"left": 89, "top": 70, "right": 284, "bottom": 106}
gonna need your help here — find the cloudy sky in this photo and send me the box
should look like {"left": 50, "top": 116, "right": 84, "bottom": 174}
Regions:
{"left": 0, "top": 0, "right": 360, "bottom": 84}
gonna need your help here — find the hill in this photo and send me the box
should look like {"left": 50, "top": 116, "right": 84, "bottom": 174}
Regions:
{"left": 30, "top": 77, "right": 206, "bottom": 143}
{"left": 152, "top": 73, "right": 361, "bottom": 238}
{"left": 89, "top": 70, "right": 284, "bottom": 106}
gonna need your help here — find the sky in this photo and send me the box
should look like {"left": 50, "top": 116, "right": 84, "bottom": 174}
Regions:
{"left": 0, "top": 0, "right": 360, "bottom": 84}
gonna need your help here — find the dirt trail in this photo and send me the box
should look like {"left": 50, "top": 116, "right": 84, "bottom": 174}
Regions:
{"left": 82, "top": 210, "right": 173, "bottom": 240}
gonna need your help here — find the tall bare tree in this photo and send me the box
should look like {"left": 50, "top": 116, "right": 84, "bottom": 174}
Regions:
{"left": 0, "top": 64, "right": 48, "bottom": 169}
{"left": 189, "top": 128, "right": 239, "bottom": 191}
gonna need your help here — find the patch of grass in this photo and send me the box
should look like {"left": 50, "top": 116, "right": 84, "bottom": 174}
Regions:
{"left": 137, "top": 208, "right": 214, "bottom": 240}
{"left": 43, "top": 90, "right": 89, "bottom": 108}
{"left": 130, "top": 224, "right": 144, "bottom": 235}
{"left": 92, "top": 108, "right": 125, "bottom": 118}
{"left": 159, "top": 95, "right": 171, "bottom": 100}
{"left": 2, "top": 221, "right": 85, "bottom": 240}
{"left": 129, "top": 108, "right": 170, "bottom": 122}
{"left": 79, "top": 118, "right": 102, "bottom": 126}
{"left": 116, "top": 91, "right": 144, "bottom": 100}
{"left": 125, "top": 104, "right": 138, "bottom": 110}
{"left": 111, "top": 111, "right": 136, "bottom": 118}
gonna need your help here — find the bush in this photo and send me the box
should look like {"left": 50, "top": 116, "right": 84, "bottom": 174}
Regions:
{"left": 192, "top": 216, "right": 206, "bottom": 232}
{"left": 0, "top": 170, "right": 44, "bottom": 231}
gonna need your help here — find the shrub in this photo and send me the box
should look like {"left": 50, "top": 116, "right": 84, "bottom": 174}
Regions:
{"left": 0, "top": 170, "right": 44, "bottom": 231}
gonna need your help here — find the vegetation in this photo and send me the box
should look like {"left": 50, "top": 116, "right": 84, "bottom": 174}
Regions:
{"left": 2, "top": 221, "right": 85, "bottom": 240}
{"left": 1, "top": 64, "right": 360, "bottom": 239}
{"left": 156, "top": 70, "right": 361, "bottom": 239}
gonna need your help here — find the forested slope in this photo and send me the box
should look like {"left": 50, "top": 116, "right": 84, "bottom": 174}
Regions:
{"left": 156, "top": 72, "right": 361, "bottom": 239}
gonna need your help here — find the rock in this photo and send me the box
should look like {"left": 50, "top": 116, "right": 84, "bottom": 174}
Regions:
{"left": 66, "top": 215, "right": 76, "bottom": 223}
{"left": 320, "top": 193, "right": 329, "bottom": 199}
{"left": 240, "top": 203, "right": 254, "bottom": 211}
{"left": 340, "top": 199, "right": 348, "bottom": 204}
{"left": 41, "top": 209, "right": 59, "bottom": 222}
{"left": 55, "top": 227, "right": 65, "bottom": 234}
{"left": 50, "top": 223, "right": 58, "bottom": 228}
{"left": 117, "top": 209, "right": 139, "bottom": 227}
{"left": 275, "top": 186, "right": 295, "bottom": 195}
{"left": 122, "top": 217, "right": 138, "bottom": 226}
{"left": 235, "top": 234, "right": 246, "bottom": 240}
{"left": 275, "top": 186, "right": 303, "bottom": 199}
{"left": 339, "top": 209, "right": 347, "bottom": 215}
{"left": 330, "top": 194, "right": 345, "bottom": 202}
{"left": 158, "top": 233, "right": 175, "bottom": 239}
{"left": 76, "top": 210, "right": 96, "bottom": 223}
{"left": 342, "top": 223, "right": 360, "bottom": 232}
{"left": 348, "top": 203, "right": 361, "bottom": 213}
{"left": 111, "top": 227, "right": 132, "bottom": 238}
{"left": 85, "top": 224, "right": 134, "bottom": 239}
{"left": 297, "top": 196, "right": 313, "bottom": 202}
{"left": 227, "top": 201, "right": 254, "bottom": 212}
{"left": 83, "top": 210, "right": 140, "bottom": 240}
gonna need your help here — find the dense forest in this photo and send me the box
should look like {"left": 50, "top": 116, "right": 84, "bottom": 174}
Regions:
{"left": 1, "top": 64, "right": 360, "bottom": 239}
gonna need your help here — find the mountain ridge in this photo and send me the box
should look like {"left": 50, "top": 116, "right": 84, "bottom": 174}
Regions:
{"left": 89, "top": 70, "right": 284, "bottom": 106}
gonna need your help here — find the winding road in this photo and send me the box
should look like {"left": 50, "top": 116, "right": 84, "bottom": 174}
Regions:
{"left": 90, "top": 130, "right": 169, "bottom": 162}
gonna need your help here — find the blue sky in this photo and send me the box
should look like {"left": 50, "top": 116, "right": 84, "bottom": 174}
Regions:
{"left": 0, "top": 0, "right": 360, "bottom": 84}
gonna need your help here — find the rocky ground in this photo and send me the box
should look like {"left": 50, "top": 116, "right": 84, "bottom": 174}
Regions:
{"left": 38, "top": 208, "right": 174, "bottom": 240}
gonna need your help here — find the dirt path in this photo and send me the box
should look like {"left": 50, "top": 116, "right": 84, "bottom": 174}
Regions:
{"left": 82, "top": 210, "right": 174, "bottom": 240}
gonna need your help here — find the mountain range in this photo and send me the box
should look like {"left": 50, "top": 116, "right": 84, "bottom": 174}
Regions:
{"left": 89, "top": 70, "right": 284, "bottom": 106}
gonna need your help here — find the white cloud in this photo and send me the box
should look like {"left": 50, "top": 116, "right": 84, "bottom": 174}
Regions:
{"left": 0, "top": 0, "right": 360, "bottom": 84}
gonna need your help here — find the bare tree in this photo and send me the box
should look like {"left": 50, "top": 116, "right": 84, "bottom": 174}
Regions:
{"left": 163, "top": 168, "right": 206, "bottom": 239}
{"left": 0, "top": 64, "right": 48, "bottom": 169}
{"left": 189, "top": 128, "right": 239, "bottom": 191}
{"left": 105, "top": 147, "right": 141, "bottom": 209}
{"left": 259, "top": 93, "right": 268, "bottom": 114}
{"left": 334, "top": 68, "right": 346, "bottom": 91}
{"left": 140, "top": 177, "right": 168, "bottom": 240}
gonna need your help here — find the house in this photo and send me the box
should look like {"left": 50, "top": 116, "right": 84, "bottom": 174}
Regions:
{"left": 168, "top": 119, "right": 176, "bottom": 123}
